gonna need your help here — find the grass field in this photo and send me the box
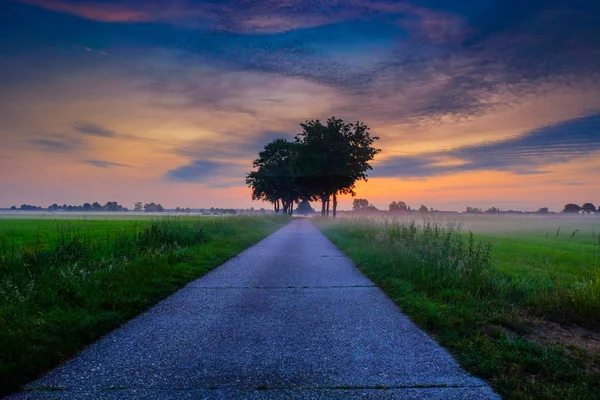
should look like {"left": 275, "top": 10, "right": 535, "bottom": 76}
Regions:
{"left": 0, "top": 215, "right": 289, "bottom": 396}
{"left": 316, "top": 214, "right": 600, "bottom": 400}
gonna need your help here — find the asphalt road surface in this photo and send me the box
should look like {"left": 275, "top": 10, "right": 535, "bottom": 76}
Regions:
{"left": 10, "top": 219, "right": 499, "bottom": 399}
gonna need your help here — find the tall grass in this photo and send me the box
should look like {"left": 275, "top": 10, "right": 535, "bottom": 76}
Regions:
{"left": 340, "top": 218, "right": 492, "bottom": 289}
{"left": 325, "top": 217, "right": 600, "bottom": 327}
{"left": 0, "top": 215, "right": 288, "bottom": 396}
{"left": 0, "top": 218, "right": 207, "bottom": 305}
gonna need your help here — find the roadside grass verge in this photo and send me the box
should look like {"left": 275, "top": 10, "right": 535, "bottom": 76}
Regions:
{"left": 0, "top": 215, "right": 289, "bottom": 396}
{"left": 316, "top": 217, "right": 600, "bottom": 400}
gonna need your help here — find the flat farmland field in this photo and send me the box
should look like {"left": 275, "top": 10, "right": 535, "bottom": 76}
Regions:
{"left": 436, "top": 214, "right": 600, "bottom": 290}
{"left": 1, "top": 218, "right": 150, "bottom": 250}
{"left": 317, "top": 213, "right": 600, "bottom": 400}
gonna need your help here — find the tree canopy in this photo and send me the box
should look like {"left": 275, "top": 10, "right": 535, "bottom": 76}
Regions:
{"left": 582, "top": 203, "right": 597, "bottom": 213}
{"left": 246, "top": 117, "right": 380, "bottom": 216}
{"left": 389, "top": 201, "right": 408, "bottom": 212}
{"left": 245, "top": 138, "right": 300, "bottom": 215}
{"left": 563, "top": 203, "right": 582, "bottom": 213}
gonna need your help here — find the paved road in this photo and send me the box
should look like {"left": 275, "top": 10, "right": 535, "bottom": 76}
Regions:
{"left": 10, "top": 219, "right": 499, "bottom": 399}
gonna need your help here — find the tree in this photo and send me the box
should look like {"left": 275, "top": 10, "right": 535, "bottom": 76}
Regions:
{"left": 91, "top": 202, "right": 102, "bottom": 211}
{"left": 537, "top": 207, "right": 549, "bottom": 214}
{"left": 562, "top": 203, "right": 581, "bottom": 213}
{"left": 134, "top": 202, "right": 143, "bottom": 211}
{"left": 82, "top": 203, "right": 92, "bottom": 211}
{"left": 389, "top": 201, "right": 408, "bottom": 212}
{"left": 353, "top": 199, "right": 370, "bottom": 210}
{"left": 156, "top": 203, "right": 164, "bottom": 212}
{"left": 485, "top": 207, "right": 500, "bottom": 214}
{"left": 246, "top": 139, "right": 300, "bottom": 215}
{"left": 296, "top": 200, "right": 315, "bottom": 215}
{"left": 294, "top": 117, "right": 380, "bottom": 217}
{"left": 582, "top": 203, "right": 596, "bottom": 213}
{"left": 418, "top": 205, "right": 428, "bottom": 213}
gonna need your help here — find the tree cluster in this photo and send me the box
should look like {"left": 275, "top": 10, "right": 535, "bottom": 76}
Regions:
{"left": 142, "top": 202, "right": 165, "bottom": 212}
{"left": 295, "top": 200, "right": 315, "bottom": 215}
{"left": 563, "top": 203, "right": 597, "bottom": 213}
{"left": 389, "top": 201, "right": 409, "bottom": 212}
{"left": 246, "top": 117, "right": 380, "bottom": 216}
{"left": 352, "top": 199, "right": 378, "bottom": 211}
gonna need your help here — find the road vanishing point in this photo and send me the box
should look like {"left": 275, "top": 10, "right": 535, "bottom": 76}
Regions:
{"left": 10, "top": 219, "right": 499, "bottom": 399}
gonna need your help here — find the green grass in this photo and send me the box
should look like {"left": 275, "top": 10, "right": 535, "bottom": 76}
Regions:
{"left": 316, "top": 217, "right": 600, "bottom": 400}
{"left": 0, "top": 215, "right": 289, "bottom": 396}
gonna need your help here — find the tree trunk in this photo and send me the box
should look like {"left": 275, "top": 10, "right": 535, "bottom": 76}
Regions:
{"left": 326, "top": 198, "right": 330, "bottom": 217}
{"left": 321, "top": 199, "right": 326, "bottom": 216}
{"left": 289, "top": 202, "right": 294, "bottom": 216}
{"left": 333, "top": 192, "right": 337, "bottom": 218}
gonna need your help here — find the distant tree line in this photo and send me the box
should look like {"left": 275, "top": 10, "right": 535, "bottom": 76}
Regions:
{"left": 47, "top": 202, "right": 129, "bottom": 212}
{"left": 9, "top": 201, "right": 166, "bottom": 212}
{"left": 464, "top": 203, "right": 597, "bottom": 214}
{"left": 346, "top": 200, "right": 599, "bottom": 215}
{"left": 350, "top": 200, "right": 431, "bottom": 213}
{"left": 246, "top": 117, "right": 380, "bottom": 217}
{"left": 11, "top": 204, "right": 44, "bottom": 211}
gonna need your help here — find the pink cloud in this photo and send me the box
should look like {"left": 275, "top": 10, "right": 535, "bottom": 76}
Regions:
{"left": 20, "top": 0, "right": 467, "bottom": 40}
{"left": 20, "top": 0, "right": 154, "bottom": 22}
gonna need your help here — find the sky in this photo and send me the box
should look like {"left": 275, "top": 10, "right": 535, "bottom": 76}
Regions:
{"left": 0, "top": 0, "right": 599, "bottom": 211}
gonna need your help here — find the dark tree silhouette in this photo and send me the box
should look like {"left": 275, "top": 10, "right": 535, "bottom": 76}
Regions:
{"left": 295, "top": 200, "right": 314, "bottom": 215}
{"left": 582, "top": 203, "right": 596, "bottom": 213}
{"left": 294, "top": 117, "right": 380, "bottom": 217}
{"left": 353, "top": 199, "right": 370, "bottom": 210}
{"left": 389, "top": 201, "right": 408, "bottom": 212}
{"left": 246, "top": 139, "right": 300, "bottom": 215}
{"left": 562, "top": 203, "right": 582, "bottom": 213}
{"left": 246, "top": 118, "right": 379, "bottom": 217}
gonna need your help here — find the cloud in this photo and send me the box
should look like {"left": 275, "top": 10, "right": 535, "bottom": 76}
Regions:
{"left": 19, "top": 0, "right": 154, "bottom": 23}
{"left": 27, "top": 134, "right": 87, "bottom": 153}
{"left": 19, "top": 0, "right": 464, "bottom": 36}
{"left": 174, "top": 130, "right": 293, "bottom": 161}
{"left": 374, "top": 113, "right": 600, "bottom": 178}
{"left": 165, "top": 130, "right": 293, "bottom": 186}
{"left": 165, "top": 159, "right": 220, "bottom": 182}
{"left": 72, "top": 122, "right": 116, "bottom": 137}
{"left": 16, "top": 0, "right": 600, "bottom": 124}
{"left": 84, "top": 159, "right": 131, "bottom": 168}
{"left": 164, "top": 159, "right": 244, "bottom": 187}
